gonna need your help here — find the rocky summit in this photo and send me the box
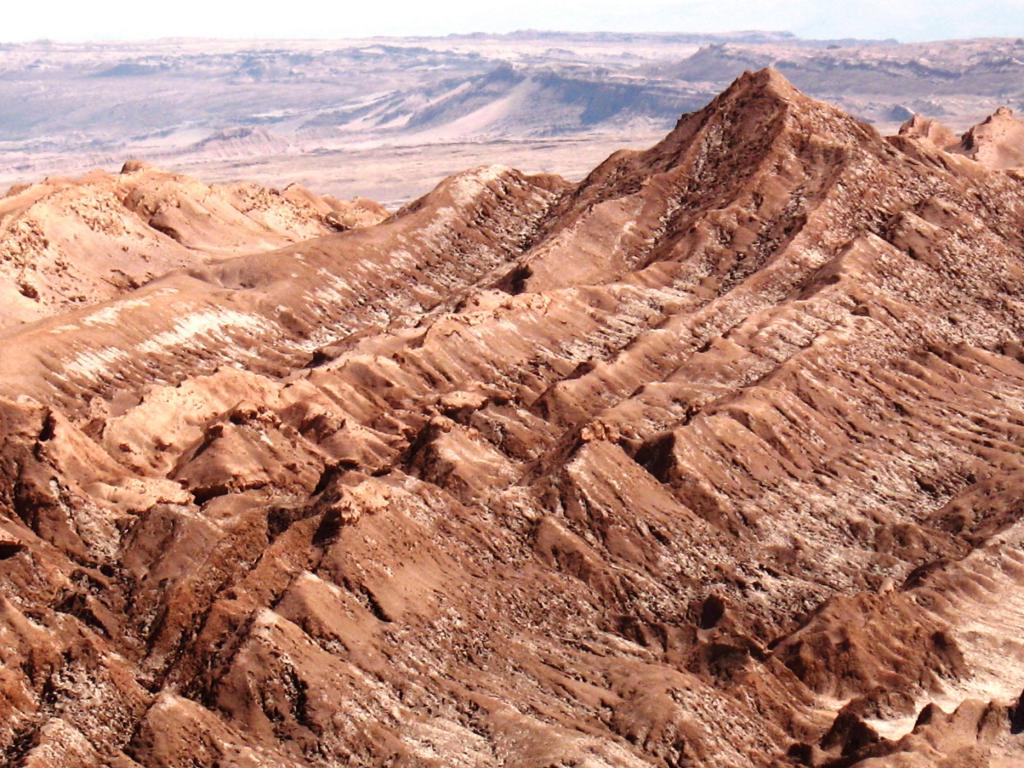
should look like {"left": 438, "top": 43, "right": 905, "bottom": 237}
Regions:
{"left": 2, "top": 68, "right": 1024, "bottom": 767}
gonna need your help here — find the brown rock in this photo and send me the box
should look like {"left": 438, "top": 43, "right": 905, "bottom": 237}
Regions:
{"left": 0, "top": 69, "right": 1023, "bottom": 767}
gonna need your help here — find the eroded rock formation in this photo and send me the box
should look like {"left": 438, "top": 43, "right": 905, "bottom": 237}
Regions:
{"left": 1, "top": 69, "right": 1024, "bottom": 767}
{"left": 899, "top": 106, "right": 1024, "bottom": 173}
{"left": 0, "top": 165, "right": 387, "bottom": 329}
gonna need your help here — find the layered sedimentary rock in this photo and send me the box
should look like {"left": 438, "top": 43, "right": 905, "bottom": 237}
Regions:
{"left": 1, "top": 69, "right": 1024, "bottom": 767}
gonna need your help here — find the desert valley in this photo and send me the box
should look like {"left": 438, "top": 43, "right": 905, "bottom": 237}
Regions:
{"left": 2, "top": 33, "right": 1024, "bottom": 203}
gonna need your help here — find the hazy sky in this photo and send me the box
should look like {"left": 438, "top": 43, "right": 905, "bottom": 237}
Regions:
{"left": 3, "top": 0, "right": 1023, "bottom": 42}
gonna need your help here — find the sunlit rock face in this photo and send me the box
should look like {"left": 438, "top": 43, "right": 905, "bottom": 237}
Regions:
{"left": 2, "top": 69, "right": 1024, "bottom": 767}
{"left": 0, "top": 164, "right": 387, "bottom": 329}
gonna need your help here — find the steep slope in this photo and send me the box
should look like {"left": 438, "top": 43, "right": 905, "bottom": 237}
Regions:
{"left": 0, "top": 164, "right": 387, "bottom": 329}
{"left": 1, "top": 69, "right": 1024, "bottom": 768}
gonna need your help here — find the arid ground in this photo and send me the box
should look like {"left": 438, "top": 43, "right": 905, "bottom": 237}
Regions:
{"left": 2, "top": 61, "right": 1024, "bottom": 766}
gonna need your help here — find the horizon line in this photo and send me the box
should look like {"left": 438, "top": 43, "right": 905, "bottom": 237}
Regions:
{"left": 12, "top": 28, "right": 1016, "bottom": 48}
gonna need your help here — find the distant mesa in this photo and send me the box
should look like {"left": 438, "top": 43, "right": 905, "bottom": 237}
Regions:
{"left": 189, "top": 126, "right": 294, "bottom": 160}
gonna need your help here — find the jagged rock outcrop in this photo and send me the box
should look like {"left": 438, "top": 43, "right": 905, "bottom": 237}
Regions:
{"left": 897, "top": 113, "right": 959, "bottom": 149}
{"left": 1, "top": 69, "right": 1024, "bottom": 767}
{"left": 898, "top": 106, "right": 1024, "bottom": 172}
{"left": 957, "top": 106, "right": 1024, "bottom": 170}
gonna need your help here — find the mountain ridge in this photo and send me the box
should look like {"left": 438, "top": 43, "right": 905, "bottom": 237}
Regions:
{"left": 0, "top": 68, "right": 1024, "bottom": 767}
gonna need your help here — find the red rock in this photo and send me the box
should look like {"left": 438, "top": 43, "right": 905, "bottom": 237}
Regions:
{"left": 1, "top": 69, "right": 1024, "bottom": 766}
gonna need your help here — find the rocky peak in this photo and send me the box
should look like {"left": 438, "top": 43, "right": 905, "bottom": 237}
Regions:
{"left": 897, "top": 113, "right": 959, "bottom": 149}
{"left": 555, "top": 67, "right": 866, "bottom": 230}
{"left": 0, "top": 164, "right": 389, "bottom": 329}
{"left": 958, "top": 104, "right": 1024, "bottom": 169}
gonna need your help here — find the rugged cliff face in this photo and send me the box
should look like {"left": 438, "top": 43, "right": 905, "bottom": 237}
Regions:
{"left": 2, "top": 69, "right": 1024, "bottom": 768}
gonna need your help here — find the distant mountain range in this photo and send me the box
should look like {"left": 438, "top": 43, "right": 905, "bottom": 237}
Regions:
{"left": 1, "top": 33, "right": 1023, "bottom": 202}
